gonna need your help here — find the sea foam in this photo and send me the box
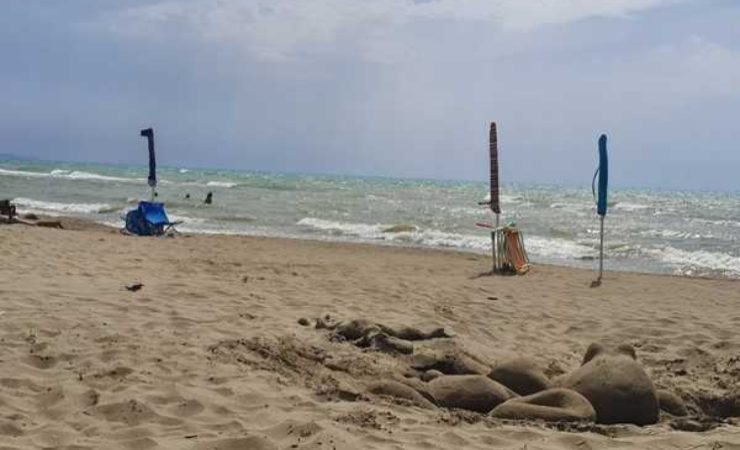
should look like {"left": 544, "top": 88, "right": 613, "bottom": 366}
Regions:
{"left": 13, "top": 197, "right": 114, "bottom": 215}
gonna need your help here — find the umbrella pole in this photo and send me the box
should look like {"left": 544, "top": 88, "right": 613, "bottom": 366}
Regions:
{"left": 492, "top": 212, "right": 500, "bottom": 273}
{"left": 597, "top": 215, "right": 604, "bottom": 283}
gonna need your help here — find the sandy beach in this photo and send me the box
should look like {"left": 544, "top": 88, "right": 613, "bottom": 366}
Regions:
{"left": 1, "top": 222, "right": 739, "bottom": 450}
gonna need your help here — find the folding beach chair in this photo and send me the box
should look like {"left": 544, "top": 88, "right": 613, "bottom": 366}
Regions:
{"left": 503, "top": 227, "right": 530, "bottom": 275}
{"left": 124, "top": 201, "right": 180, "bottom": 236}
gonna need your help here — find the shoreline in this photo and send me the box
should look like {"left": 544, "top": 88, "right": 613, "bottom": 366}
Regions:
{"left": 21, "top": 212, "right": 740, "bottom": 284}
{"left": 5, "top": 164, "right": 740, "bottom": 281}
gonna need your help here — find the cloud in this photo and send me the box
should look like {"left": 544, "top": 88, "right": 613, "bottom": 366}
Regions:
{"left": 98, "top": 0, "right": 688, "bottom": 60}
{"left": 627, "top": 36, "right": 740, "bottom": 97}
{"left": 408, "top": 0, "right": 686, "bottom": 30}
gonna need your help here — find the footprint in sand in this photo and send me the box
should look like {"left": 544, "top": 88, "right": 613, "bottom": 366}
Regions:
{"left": 23, "top": 354, "right": 58, "bottom": 370}
{"left": 94, "top": 400, "right": 182, "bottom": 427}
{"left": 167, "top": 399, "right": 205, "bottom": 417}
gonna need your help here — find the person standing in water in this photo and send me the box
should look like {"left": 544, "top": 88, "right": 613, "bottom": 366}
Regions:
{"left": 204, "top": 192, "right": 213, "bottom": 204}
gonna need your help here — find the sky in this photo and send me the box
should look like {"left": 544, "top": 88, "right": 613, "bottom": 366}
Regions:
{"left": 1, "top": 0, "right": 739, "bottom": 190}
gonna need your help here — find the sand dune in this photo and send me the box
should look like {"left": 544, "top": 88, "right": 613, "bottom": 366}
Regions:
{"left": 0, "top": 224, "right": 738, "bottom": 449}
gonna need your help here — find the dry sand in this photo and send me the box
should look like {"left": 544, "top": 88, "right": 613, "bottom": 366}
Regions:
{"left": 0, "top": 224, "right": 739, "bottom": 449}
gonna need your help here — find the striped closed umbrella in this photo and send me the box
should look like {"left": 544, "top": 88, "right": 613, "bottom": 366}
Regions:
{"left": 489, "top": 122, "right": 501, "bottom": 215}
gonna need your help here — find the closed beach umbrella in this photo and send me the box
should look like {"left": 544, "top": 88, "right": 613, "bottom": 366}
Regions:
{"left": 593, "top": 134, "right": 609, "bottom": 286}
{"left": 140, "top": 128, "right": 156, "bottom": 190}
{"left": 597, "top": 134, "right": 608, "bottom": 217}
{"left": 489, "top": 122, "right": 501, "bottom": 215}
{"left": 489, "top": 122, "right": 502, "bottom": 273}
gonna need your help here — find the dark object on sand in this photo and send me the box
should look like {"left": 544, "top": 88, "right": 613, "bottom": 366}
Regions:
{"left": 1, "top": 199, "right": 17, "bottom": 221}
{"left": 1, "top": 202, "right": 62, "bottom": 228}
{"left": 125, "top": 283, "right": 144, "bottom": 292}
{"left": 36, "top": 220, "right": 63, "bottom": 229}
{"left": 1, "top": 200, "right": 16, "bottom": 220}
{"left": 185, "top": 193, "right": 190, "bottom": 199}
{"left": 204, "top": 192, "right": 213, "bottom": 205}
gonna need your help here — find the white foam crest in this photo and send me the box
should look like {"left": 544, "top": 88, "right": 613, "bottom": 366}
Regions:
{"left": 297, "top": 217, "right": 489, "bottom": 251}
{"left": 61, "top": 170, "right": 142, "bottom": 183}
{"left": 13, "top": 197, "right": 113, "bottom": 214}
{"left": 500, "top": 194, "right": 523, "bottom": 203}
{"left": 445, "top": 206, "right": 483, "bottom": 215}
{"left": 297, "top": 217, "right": 381, "bottom": 237}
{"left": 525, "top": 235, "right": 598, "bottom": 260}
{"left": 0, "top": 167, "right": 142, "bottom": 183}
{"left": 206, "top": 181, "right": 238, "bottom": 188}
{"left": 643, "top": 246, "right": 740, "bottom": 276}
{"left": 614, "top": 202, "right": 652, "bottom": 212}
{"left": 689, "top": 218, "right": 740, "bottom": 228}
{"left": 410, "top": 229, "right": 489, "bottom": 250}
{"left": 638, "top": 228, "right": 719, "bottom": 240}
{"left": 296, "top": 217, "right": 608, "bottom": 256}
{"left": 0, "top": 168, "right": 49, "bottom": 178}
{"left": 166, "top": 213, "right": 207, "bottom": 224}
{"left": 549, "top": 202, "right": 588, "bottom": 211}
{"left": 481, "top": 193, "right": 522, "bottom": 204}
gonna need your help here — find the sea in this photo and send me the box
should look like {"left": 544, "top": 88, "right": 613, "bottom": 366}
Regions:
{"left": 2, "top": 159, "right": 739, "bottom": 279}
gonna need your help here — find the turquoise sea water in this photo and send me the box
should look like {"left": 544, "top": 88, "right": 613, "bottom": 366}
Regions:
{"left": 2, "top": 159, "right": 739, "bottom": 279}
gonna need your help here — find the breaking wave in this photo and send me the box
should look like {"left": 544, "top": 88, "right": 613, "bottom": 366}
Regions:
{"left": 206, "top": 181, "right": 238, "bottom": 188}
{"left": 0, "top": 167, "right": 142, "bottom": 183}
{"left": 13, "top": 197, "right": 114, "bottom": 215}
{"left": 643, "top": 246, "right": 740, "bottom": 278}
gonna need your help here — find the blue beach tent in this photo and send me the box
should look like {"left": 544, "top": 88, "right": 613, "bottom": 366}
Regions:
{"left": 125, "top": 201, "right": 179, "bottom": 236}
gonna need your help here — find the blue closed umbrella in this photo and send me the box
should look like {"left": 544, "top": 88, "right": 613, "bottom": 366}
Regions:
{"left": 140, "top": 128, "right": 156, "bottom": 192}
{"left": 597, "top": 134, "right": 608, "bottom": 216}
{"left": 592, "top": 134, "right": 609, "bottom": 286}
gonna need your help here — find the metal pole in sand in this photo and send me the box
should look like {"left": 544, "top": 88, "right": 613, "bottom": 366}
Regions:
{"left": 597, "top": 215, "right": 604, "bottom": 284}
{"left": 494, "top": 213, "right": 500, "bottom": 272}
